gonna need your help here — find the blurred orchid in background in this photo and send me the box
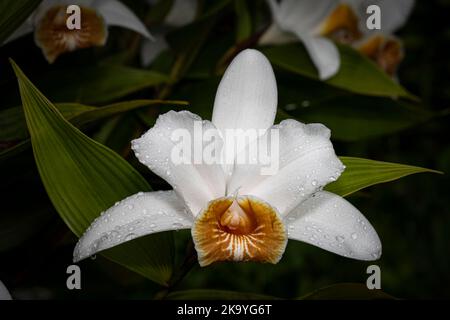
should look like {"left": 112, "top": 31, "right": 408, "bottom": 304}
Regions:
{"left": 260, "top": 0, "right": 414, "bottom": 79}
{"left": 260, "top": 0, "right": 351, "bottom": 80}
{"left": 2, "top": 0, "right": 152, "bottom": 63}
{"left": 0, "top": 280, "right": 12, "bottom": 300}
{"left": 141, "top": 0, "right": 197, "bottom": 66}
{"left": 349, "top": 0, "right": 415, "bottom": 76}
{"left": 73, "top": 49, "right": 381, "bottom": 267}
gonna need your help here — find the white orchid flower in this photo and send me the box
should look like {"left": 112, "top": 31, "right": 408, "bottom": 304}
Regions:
{"left": 141, "top": 0, "right": 197, "bottom": 66}
{"left": 348, "top": 0, "right": 415, "bottom": 75}
{"left": 3, "top": 0, "right": 152, "bottom": 63}
{"left": 73, "top": 49, "right": 381, "bottom": 267}
{"left": 0, "top": 280, "right": 12, "bottom": 300}
{"left": 260, "top": 0, "right": 364, "bottom": 80}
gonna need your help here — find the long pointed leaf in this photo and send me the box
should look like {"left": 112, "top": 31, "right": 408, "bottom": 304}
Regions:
{"left": 327, "top": 157, "right": 442, "bottom": 197}
{"left": 10, "top": 60, "right": 174, "bottom": 285}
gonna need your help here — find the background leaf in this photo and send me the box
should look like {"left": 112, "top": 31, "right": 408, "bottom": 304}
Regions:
{"left": 235, "top": 0, "right": 252, "bottom": 42}
{"left": 0, "top": 103, "right": 94, "bottom": 142}
{"left": 0, "top": 0, "right": 41, "bottom": 44}
{"left": 11, "top": 60, "right": 174, "bottom": 286}
{"left": 327, "top": 157, "right": 442, "bottom": 197}
{"left": 262, "top": 43, "right": 415, "bottom": 99}
{"left": 0, "top": 100, "right": 187, "bottom": 159}
{"left": 38, "top": 65, "right": 168, "bottom": 104}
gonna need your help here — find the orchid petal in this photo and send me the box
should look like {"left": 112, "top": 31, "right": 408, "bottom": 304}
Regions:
{"left": 165, "top": 0, "right": 197, "bottom": 27}
{"left": 285, "top": 191, "right": 382, "bottom": 260}
{"left": 349, "top": 0, "right": 414, "bottom": 35}
{"left": 140, "top": 33, "right": 168, "bottom": 66}
{"left": 93, "top": 0, "right": 153, "bottom": 39}
{"left": 229, "top": 119, "right": 344, "bottom": 216}
{"left": 33, "top": 0, "right": 96, "bottom": 22}
{"left": 0, "top": 280, "right": 12, "bottom": 300}
{"left": 212, "top": 49, "right": 277, "bottom": 176}
{"left": 132, "top": 111, "right": 226, "bottom": 215}
{"left": 268, "top": 0, "right": 338, "bottom": 34}
{"left": 301, "top": 36, "right": 340, "bottom": 80}
{"left": 259, "top": 23, "right": 297, "bottom": 46}
{"left": 73, "top": 190, "right": 192, "bottom": 262}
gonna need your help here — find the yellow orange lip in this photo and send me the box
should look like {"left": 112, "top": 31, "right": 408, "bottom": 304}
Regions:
{"left": 35, "top": 5, "right": 107, "bottom": 63}
{"left": 192, "top": 195, "right": 287, "bottom": 267}
{"left": 320, "top": 3, "right": 362, "bottom": 44}
{"left": 358, "top": 35, "right": 404, "bottom": 76}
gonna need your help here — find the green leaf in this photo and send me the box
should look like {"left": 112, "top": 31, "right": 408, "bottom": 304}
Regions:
{"left": 167, "top": 289, "right": 277, "bottom": 300}
{"left": 326, "top": 157, "right": 442, "bottom": 197}
{"left": 0, "top": 100, "right": 187, "bottom": 159}
{"left": 235, "top": 0, "right": 252, "bottom": 42}
{"left": 0, "top": 103, "right": 95, "bottom": 142}
{"left": 0, "top": 0, "right": 41, "bottom": 44}
{"left": 10, "top": 59, "right": 174, "bottom": 285}
{"left": 38, "top": 65, "right": 169, "bottom": 104}
{"left": 299, "top": 283, "right": 395, "bottom": 300}
{"left": 261, "top": 43, "right": 416, "bottom": 100}
{"left": 281, "top": 97, "right": 432, "bottom": 142}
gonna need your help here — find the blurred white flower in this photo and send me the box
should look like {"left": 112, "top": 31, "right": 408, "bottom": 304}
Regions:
{"left": 140, "top": 0, "right": 198, "bottom": 66}
{"left": 260, "top": 0, "right": 355, "bottom": 80}
{"left": 73, "top": 49, "right": 381, "bottom": 267}
{"left": 0, "top": 280, "right": 12, "bottom": 300}
{"left": 3, "top": 0, "right": 152, "bottom": 63}
{"left": 260, "top": 0, "right": 414, "bottom": 78}
{"left": 348, "top": 0, "right": 415, "bottom": 75}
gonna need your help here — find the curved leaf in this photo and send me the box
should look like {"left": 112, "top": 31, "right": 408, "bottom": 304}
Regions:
{"left": 10, "top": 60, "right": 174, "bottom": 285}
{"left": 0, "top": 100, "right": 187, "bottom": 160}
{"left": 39, "top": 65, "right": 169, "bottom": 104}
{"left": 0, "top": 103, "right": 95, "bottom": 142}
{"left": 261, "top": 43, "right": 415, "bottom": 100}
{"left": 326, "top": 157, "right": 442, "bottom": 197}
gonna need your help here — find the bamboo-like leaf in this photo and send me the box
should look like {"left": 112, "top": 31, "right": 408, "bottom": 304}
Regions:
{"left": 298, "top": 283, "right": 395, "bottom": 300}
{"left": 10, "top": 60, "right": 174, "bottom": 285}
{"left": 0, "top": 100, "right": 187, "bottom": 160}
{"left": 262, "top": 43, "right": 416, "bottom": 100}
{"left": 326, "top": 157, "right": 442, "bottom": 197}
{"left": 0, "top": 0, "right": 41, "bottom": 44}
{"left": 38, "top": 65, "right": 169, "bottom": 104}
{"left": 0, "top": 103, "right": 95, "bottom": 142}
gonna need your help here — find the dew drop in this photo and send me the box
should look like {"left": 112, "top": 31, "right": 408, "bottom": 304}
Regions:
{"left": 311, "top": 180, "right": 318, "bottom": 186}
{"left": 335, "top": 235, "right": 345, "bottom": 243}
{"left": 124, "top": 233, "right": 137, "bottom": 241}
{"left": 351, "top": 233, "right": 358, "bottom": 240}
{"left": 172, "top": 222, "right": 183, "bottom": 230}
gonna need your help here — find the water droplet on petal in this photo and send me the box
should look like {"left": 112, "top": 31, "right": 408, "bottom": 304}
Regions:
{"left": 124, "top": 233, "right": 137, "bottom": 241}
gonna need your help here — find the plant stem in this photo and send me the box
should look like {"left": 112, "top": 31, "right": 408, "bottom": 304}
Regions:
{"left": 154, "top": 239, "right": 198, "bottom": 300}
